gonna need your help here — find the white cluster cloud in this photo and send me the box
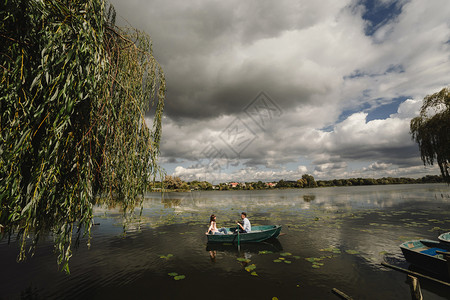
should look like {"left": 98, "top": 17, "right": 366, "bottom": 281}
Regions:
{"left": 113, "top": 0, "right": 449, "bottom": 181}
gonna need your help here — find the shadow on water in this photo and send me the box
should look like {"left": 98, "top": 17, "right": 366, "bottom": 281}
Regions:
{"left": 383, "top": 250, "right": 450, "bottom": 299}
{"left": 205, "top": 238, "right": 283, "bottom": 254}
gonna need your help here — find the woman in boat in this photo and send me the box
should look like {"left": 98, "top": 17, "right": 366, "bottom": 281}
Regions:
{"left": 206, "top": 214, "right": 228, "bottom": 235}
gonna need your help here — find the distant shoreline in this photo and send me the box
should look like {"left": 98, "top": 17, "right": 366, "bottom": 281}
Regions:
{"left": 152, "top": 175, "right": 446, "bottom": 193}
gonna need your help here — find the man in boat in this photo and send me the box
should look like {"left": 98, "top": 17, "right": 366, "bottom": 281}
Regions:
{"left": 236, "top": 212, "right": 251, "bottom": 233}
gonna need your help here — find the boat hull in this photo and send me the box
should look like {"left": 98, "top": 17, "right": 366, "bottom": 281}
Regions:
{"left": 438, "top": 232, "right": 450, "bottom": 244}
{"left": 400, "top": 239, "right": 450, "bottom": 276}
{"left": 206, "top": 225, "right": 282, "bottom": 243}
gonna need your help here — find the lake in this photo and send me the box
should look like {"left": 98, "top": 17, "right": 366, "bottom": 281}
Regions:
{"left": 1, "top": 184, "right": 450, "bottom": 299}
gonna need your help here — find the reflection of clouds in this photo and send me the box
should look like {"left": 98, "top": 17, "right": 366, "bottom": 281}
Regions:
{"left": 93, "top": 184, "right": 450, "bottom": 236}
{"left": 71, "top": 185, "right": 450, "bottom": 298}
{"left": 142, "top": 184, "right": 450, "bottom": 214}
{"left": 84, "top": 185, "right": 450, "bottom": 289}
{"left": 144, "top": 185, "right": 449, "bottom": 213}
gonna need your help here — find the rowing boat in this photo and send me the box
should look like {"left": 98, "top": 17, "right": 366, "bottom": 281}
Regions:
{"left": 400, "top": 239, "right": 450, "bottom": 276}
{"left": 206, "top": 225, "right": 282, "bottom": 243}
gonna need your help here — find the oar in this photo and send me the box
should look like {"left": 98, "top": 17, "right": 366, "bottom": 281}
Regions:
{"left": 237, "top": 225, "right": 240, "bottom": 252}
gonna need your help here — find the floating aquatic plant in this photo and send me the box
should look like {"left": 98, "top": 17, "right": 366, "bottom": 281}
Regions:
{"left": 305, "top": 257, "right": 322, "bottom": 263}
{"left": 319, "top": 247, "right": 341, "bottom": 254}
{"left": 160, "top": 254, "right": 174, "bottom": 260}
{"left": 237, "top": 258, "right": 251, "bottom": 263}
{"left": 245, "top": 264, "right": 256, "bottom": 272}
{"left": 168, "top": 273, "right": 185, "bottom": 280}
{"left": 429, "top": 226, "right": 442, "bottom": 232}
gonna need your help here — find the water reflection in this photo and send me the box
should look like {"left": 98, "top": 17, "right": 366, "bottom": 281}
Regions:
{"left": 2, "top": 184, "right": 450, "bottom": 300}
{"left": 141, "top": 184, "right": 450, "bottom": 213}
{"left": 205, "top": 239, "right": 283, "bottom": 254}
{"left": 303, "top": 195, "right": 316, "bottom": 202}
{"left": 162, "top": 198, "right": 181, "bottom": 208}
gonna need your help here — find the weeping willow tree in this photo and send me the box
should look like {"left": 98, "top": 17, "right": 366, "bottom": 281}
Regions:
{"left": 0, "top": 0, "right": 165, "bottom": 272}
{"left": 410, "top": 87, "right": 450, "bottom": 183}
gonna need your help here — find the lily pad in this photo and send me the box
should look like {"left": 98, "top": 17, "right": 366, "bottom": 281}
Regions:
{"left": 280, "top": 252, "right": 292, "bottom": 256}
{"left": 305, "top": 257, "right": 322, "bottom": 263}
{"left": 273, "top": 259, "right": 282, "bottom": 263}
{"left": 237, "top": 258, "right": 251, "bottom": 263}
{"left": 345, "top": 250, "right": 359, "bottom": 255}
{"left": 250, "top": 271, "right": 258, "bottom": 276}
{"left": 174, "top": 275, "right": 186, "bottom": 280}
{"left": 245, "top": 264, "right": 256, "bottom": 272}
{"left": 320, "top": 247, "right": 341, "bottom": 254}
{"left": 259, "top": 250, "right": 273, "bottom": 255}
{"left": 160, "top": 254, "right": 174, "bottom": 260}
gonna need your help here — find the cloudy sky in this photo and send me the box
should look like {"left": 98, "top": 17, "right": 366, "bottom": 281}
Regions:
{"left": 110, "top": 0, "right": 450, "bottom": 183}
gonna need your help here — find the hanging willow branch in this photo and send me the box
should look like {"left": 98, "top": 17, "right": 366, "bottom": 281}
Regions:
{"left": 410, "top": 87, "right": 450, "bottom": 183}
{"left": 0, "top": 0, "right": 165, "bottom": 273}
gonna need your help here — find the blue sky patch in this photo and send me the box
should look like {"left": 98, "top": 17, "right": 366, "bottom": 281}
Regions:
{"left": 366, "top": 96, "right": 410, "bottom": 121}
{"left": 344, "top": 64, "right": 405, "bottom": 80}
{"left": 337, "top": 102, "right": 371, "bottom": 124}
{"left": 359, "top": 0, "right": 407, "bottom": 36}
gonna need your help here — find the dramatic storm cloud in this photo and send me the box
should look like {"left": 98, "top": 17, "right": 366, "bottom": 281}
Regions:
{"left": 110, "top": 0, "right": 450, "bottom": 182}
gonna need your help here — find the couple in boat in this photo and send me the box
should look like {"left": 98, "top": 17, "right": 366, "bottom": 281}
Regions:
{"left": 206, "top": 212, "right": 251, "bottom": 235}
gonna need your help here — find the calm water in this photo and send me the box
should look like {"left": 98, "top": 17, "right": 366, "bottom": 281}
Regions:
{"left": 1, "top": 184, "right": 450, "bottom": 299}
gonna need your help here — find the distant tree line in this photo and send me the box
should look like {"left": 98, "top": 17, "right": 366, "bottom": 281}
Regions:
{"left": 153, "top": 174, "right": 444, "bottom": 191}
{"left": 316, "top": 175, "right": 444, "bottom": 187}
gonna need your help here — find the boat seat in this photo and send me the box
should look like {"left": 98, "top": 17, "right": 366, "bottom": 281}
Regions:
{"left": 420, "top": 247, "right": 448, "bottom": 256}
{"left": 412, "top": 247, "right": 428, "bottom": 252}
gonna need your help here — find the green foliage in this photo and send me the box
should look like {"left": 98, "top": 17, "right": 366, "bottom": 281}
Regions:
{"left": 316, "top": 175, "right": 443, "bottom": 187}
{"left": 168, "top": 272, "right": 186, "bottom": 280}
{"left": 410, "top": 87, "right": 450, "bottom": 183}
{"left": 0, "top": 0, "right": 165, "bottom": 271}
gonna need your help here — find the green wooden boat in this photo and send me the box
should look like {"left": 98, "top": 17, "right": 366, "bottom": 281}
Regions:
{"left": 400, "top": 239, "right": 450, "bottom": 276}
{"left": 206, "top": 225, "right": 282, "bottom": 243}
{"left": 438, "top": 232, "right": 450, "bottom": 244}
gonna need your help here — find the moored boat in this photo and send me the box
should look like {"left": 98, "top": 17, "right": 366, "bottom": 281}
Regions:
{"left": 206, "top": 225, "right": 282, "bottom": 243}
{"left": 438, "top": 232, "right": 450, "bottom": 244}
{"left": 400, "top": 239, "right": 450, "bottom": 276}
